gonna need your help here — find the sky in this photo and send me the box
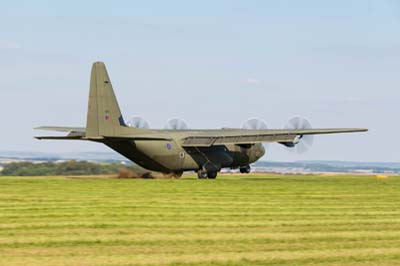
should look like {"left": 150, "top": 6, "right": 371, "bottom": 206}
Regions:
{"left": 1, "top": 0, "right": 399, "bottom": 162}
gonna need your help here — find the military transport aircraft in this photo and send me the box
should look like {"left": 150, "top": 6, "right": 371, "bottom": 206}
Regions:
{"left": 35, "top": 62, "right": 367, "bottom": 179}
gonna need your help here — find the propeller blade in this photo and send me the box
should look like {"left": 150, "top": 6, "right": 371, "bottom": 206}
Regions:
{"left": 284, "top": 116, "right": 314, "bottom": 154}
{"left": 242, "top": 118, "right": 269, "bottom": 148}
{"left": 302, "top": 135, "right": 314, "bottom": 147}
{"left": 164, "top": 118, "right": 189, "bottom": 130}
{"left": 242, "top": 118, "right": 268, "bottom": 130}
{"left": 126, "top": 116, "right": 150, "bottom": 129}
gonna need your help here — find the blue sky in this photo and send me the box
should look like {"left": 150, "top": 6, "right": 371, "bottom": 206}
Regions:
{"left": 1, "top": 1, "right": 399, "bottom": 161}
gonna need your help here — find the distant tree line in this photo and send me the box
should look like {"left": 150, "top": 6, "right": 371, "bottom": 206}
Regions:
{"left": 0, "top": 161, "right": 125, "bottom": 176}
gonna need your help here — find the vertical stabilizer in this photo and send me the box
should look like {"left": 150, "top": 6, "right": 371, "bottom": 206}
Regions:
{"left": 86, "top": 62, "right": 126, "bottom": 137}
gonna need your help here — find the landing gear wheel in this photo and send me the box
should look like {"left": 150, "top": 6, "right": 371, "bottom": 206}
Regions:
{"left": 173, "top": 172, "right": 183, "bottom": 179}
{"left": 197, "top": 170, "right": 208, "bottom": 179}
{"left": 240, "top": 165, "right": 251, "bottom": 174}
{"left": 207, "top": 171, "right": 217, "bottom": 179}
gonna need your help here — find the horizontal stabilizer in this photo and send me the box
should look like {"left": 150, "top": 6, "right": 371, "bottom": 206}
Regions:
{"left": 34, "top": 126, "right": 86, "bottom": 133}
{"left": 34, "top": 126, "right": 86, "bottom": 140}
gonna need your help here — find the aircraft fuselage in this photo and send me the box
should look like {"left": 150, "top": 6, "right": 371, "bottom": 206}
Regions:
{"left": 101, "top": 138, "right": 265, "bottom": 175}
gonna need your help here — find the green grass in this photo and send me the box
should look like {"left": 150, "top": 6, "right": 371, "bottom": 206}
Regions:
{"left": 0, "top": 174, "right": 400, "bottom": 266}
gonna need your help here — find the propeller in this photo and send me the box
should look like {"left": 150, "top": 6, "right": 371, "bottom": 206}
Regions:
{"left": 242, "top": 118, "right": 269, "bottom": 148}
{"left": 126, "top": 116, "right": 150, "bottom": 129}
{"left": 164, "top": 118, "right": 189, "bottom": 130}
{"left": 242, "top": 118, "right": 268, "bottom": 130}
{"left": 283, "top": 116, "right": 314, "bottom": 153}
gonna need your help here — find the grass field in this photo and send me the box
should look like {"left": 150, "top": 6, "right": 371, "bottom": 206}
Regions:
{"left": 0, "top": 174, "right": 400, "bottom": 266}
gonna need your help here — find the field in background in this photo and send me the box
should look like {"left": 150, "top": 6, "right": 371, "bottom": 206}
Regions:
{"left": 0, "top": 174, "right": 400, "bottom": 266}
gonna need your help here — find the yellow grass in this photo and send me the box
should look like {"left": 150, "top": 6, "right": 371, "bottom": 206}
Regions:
{"left": 0, "top": 174, "right": 399, "bottom": 266}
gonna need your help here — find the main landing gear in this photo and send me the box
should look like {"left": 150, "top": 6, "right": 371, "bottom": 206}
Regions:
{"left": 239, "top": 165, "right": 251, "bottom": 174}
{"left": 197, "top": 170, "right": 218, "bottom": 179}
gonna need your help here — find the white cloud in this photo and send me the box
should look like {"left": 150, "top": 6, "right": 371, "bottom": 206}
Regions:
{"left": 341, "top": 97, "right": 365, "bottom": 103}
{"left": 246, "top": 77, "right": 260, "bottom": 85}
{"left": 0, "top": 40, "right": 20, "bottom": 50}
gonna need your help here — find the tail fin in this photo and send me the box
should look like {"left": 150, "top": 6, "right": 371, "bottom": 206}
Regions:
{"left": 86, "top": 62, "right": 127, "bottom": 137}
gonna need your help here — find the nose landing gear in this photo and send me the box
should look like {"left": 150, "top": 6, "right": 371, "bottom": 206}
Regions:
{"left": 239, "top": 165, "right": 251, "bottom": 174}
{"left": 207, "top": 171, "right": 217, "bottom": 179}
{"left": 197, "top": 170, "right": 208, "bottom": 179}
{"left": 197, "top": 170, "right": 218, "bottom": 179}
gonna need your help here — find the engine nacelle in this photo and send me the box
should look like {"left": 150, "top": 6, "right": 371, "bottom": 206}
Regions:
{"left": 279, "top": 135, "right": 302, "bottom": 147}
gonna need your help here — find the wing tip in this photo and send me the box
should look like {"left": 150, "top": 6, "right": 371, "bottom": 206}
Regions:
{"left": 355, "top": 128, "right": 368, "bottom": 132}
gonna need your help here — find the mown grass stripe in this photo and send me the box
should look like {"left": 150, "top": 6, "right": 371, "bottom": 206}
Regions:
{"left": 0, "top": 175, "right": 399, "bottom": 266}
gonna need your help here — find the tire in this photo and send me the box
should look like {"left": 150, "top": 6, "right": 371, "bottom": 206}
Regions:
{"left": 240, "top": 165, "right": 251, "bottom": 174}
{"left": 207, "top": 171, "right": 217, "bottom": 179}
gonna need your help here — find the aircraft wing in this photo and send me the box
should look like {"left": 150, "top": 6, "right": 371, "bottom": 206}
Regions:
{"left": 34, "top": 126, "right": 367, "bottom": 145}
{"left": 181, "top": 128, "right": 367, "bottom": 147}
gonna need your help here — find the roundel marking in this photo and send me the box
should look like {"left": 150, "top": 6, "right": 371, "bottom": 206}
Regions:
{"left": 105, "top": 110, "right": 110, "bottom": 121}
